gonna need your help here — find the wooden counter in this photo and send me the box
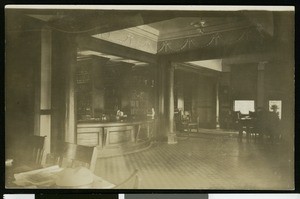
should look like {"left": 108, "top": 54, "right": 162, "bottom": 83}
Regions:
{"left": 77, "top": 120, "right": 155, "bottom": 157}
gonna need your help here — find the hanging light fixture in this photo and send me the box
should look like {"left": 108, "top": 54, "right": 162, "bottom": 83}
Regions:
{"left": 190, "top": 18, "right": 207, "bottom": 34}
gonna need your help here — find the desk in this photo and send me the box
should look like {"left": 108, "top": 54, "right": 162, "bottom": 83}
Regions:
{"left": 8, "top": 165, "right": 115, "bottom": 189}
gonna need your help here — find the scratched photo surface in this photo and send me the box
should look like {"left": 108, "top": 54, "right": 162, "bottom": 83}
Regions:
{"left": 5, "top": 5, "right": 294, "bottom": 190}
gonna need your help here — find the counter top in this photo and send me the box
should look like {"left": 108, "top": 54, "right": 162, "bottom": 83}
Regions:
{"left": 77, "top": 119, "right": 154, "bottom": 128}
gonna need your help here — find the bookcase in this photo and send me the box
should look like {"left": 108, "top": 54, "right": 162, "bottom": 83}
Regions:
{"left": 76, "top": 62, "right": 93, "bottom": 120}
{"left": 75, "top": 59, "right": 156, "bottom": 121}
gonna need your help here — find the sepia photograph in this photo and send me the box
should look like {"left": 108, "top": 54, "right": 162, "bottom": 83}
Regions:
{"left": 5, "top": 5, "right": 294, "bottom": 189}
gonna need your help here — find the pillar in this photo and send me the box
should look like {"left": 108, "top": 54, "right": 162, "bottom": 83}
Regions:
{"left": 64, "top": 43, "right": 76, "bottom": 144}
{"left": 177, "top": 75, "right": 184, "bottom": 111}
{"left": 157, "top": 58, "right": 177, "bottom": 144}
{"left": 166, "top": 63, "right": 177, "bottom": 144}
{"left": 157, "top": 59, "right": 166, "bottom": 140}
{"left": 51, "top": 31, "right": 77, "bottom": 149}
{"left": 257, "top": 61, "right": 266, "bottom": 109}
{"left": 216, "top": 79, "right": 220, "bottom": 129}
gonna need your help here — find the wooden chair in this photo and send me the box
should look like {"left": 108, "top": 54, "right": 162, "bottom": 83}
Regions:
{"left": 262, "top": 111, "right": 281, "bottom": 143}
{"left": 16, "top": 135, "right": 46, "bottom": 166}
{"left": 232, "top": 111, "right": 241, "bottom": 130}
{"left": 187, "top": 116, "right": 200, "bottom": 134}
{"left": 11, "top": 135, "right": 46, "bottom": 174}
{"left": 21, "top": 135, "right": 46, "bottom": 166}
{"left": 113, "top": 169, "right": 139, "bottom": 189}
{"left": 55, "top": 142, "right": 98, "bottom": 172}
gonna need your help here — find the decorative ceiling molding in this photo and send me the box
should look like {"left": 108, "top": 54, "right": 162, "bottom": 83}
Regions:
{"left": 157, "top": 27, "right": 264, "bottom": 54}
{"left": 92, "top": 26, "right": 158, "bottom": 54}
{"left": 156, "top": 18, "right": 251, "bottom": 41}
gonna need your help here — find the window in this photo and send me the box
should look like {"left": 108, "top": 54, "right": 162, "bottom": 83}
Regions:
{"left": 234, "top": 100, "right": 255, "bottom": 114}
{"left": 269, "top": 100, "right": 282, "bottom": 119}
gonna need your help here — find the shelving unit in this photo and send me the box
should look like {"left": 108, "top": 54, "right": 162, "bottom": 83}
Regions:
{"left": 76, "top": 64, "right": 93, "bottom": 120}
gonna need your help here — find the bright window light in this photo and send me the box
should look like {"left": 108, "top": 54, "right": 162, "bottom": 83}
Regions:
{"left": 269, "top": 100, "right": 282, "bottom": 119}
{"left": 234, "top": 100, "right": 255, "bottom": 114}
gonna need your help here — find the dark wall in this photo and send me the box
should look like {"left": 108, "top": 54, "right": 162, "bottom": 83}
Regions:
{"left": 196, "top": 75, "right": 216, "bottom": 128}
{"left": 175, "top": 70, "right": 217, "bottom": 128}
{"left": 219, "top": 60, "right": 293, "bottom": 132}
{"left": 230, "top": 64, "right": 257, "bottom": 100}
{"left": 5, "top": 29, "right": 41, "bottom": 157}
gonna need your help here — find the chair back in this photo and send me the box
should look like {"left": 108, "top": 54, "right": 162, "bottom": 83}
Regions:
{"left": 56, "top": 142, "right": 98, "bottom": 172}
{"left": 249, "top": 111, "right": 257, "bottom": 119}
{"left": 23, "top": 135, "right": 46, "bottom": 166}
{"left": 233, "top": 111, "right": 241, "bottom": 120}
{"left": 113, "top": 169, "right": 139, "bottom": 189}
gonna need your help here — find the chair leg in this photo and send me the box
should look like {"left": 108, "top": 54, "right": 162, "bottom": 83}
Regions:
{"left": 238, "top": 129, "right": 243, "bottom": 142}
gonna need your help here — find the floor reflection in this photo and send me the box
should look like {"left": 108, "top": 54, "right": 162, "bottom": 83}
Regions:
{"left": 95, "top": 131, "right": 293, "bottom": 189}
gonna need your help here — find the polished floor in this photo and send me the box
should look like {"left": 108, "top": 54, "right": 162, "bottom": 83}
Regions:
{"left": 95, "top": 130, "right": 294, "bottom": 189}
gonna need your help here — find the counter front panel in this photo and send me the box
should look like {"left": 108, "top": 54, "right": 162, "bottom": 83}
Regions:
{"left": 77, "top": 120, "right": 155, "bottom": 157}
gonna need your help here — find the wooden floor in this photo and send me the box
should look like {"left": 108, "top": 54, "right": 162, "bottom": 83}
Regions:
{"left": 95, "top": 130, "right": 293, "bottom": 189}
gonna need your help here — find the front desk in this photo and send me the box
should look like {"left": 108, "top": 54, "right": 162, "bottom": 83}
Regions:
{"left": 77, "top": 120, "right": 155, "bottom": 157}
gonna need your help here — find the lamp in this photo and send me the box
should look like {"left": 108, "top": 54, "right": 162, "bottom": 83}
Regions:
{"left": 190, "top": 18, "right": 207, "bottom": 34}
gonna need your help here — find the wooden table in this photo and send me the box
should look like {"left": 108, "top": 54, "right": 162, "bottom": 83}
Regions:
{"left": 7, "top": 165, "right": 115, "bottom": 189}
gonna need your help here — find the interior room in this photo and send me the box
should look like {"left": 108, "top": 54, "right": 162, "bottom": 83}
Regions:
{"left": 5, "top": 6, "right": 294, "bottom": 189}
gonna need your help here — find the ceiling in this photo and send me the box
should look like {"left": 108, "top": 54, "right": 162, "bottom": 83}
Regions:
{"left": 91, "top": 15, "right": 265, "bottom": 56}
{"left": 77, "top": 11, "right": 273, "bottom": 69}
{"left": 6, "top": 8, "right": 277, "bottom": 71}
{"left": 148, "top": 16, "right": 251, "bottom": 40}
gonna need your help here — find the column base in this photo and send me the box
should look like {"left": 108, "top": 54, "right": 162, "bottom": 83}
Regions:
{"left": 167, "top": 133, "right": 178, "bottom": 144}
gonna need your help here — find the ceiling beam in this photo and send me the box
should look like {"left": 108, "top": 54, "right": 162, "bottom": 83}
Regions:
{"left": 174, "top": 62, "right": 219, "bottom": 77}
{"left": 77, "top": 36, "right": 157, "bottom": 64}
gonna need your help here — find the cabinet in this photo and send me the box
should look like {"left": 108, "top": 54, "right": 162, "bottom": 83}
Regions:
{"left": 76, "top": 59, "right": 107, "bottom": 120}
{"left": 76, "top": 59, "right": 156, "bottom": 120}
{"left": 76, "top": 63, "right": 93, "bottom": 120}
{"left": 129, "top": 68, "right": 155, "bottom": 117}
